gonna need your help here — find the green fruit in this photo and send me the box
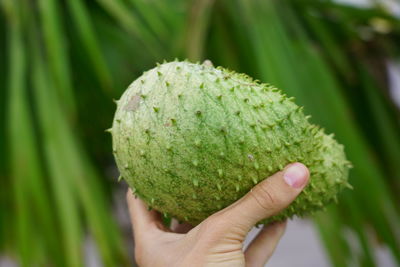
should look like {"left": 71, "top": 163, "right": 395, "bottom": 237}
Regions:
{"left": 111, "top": 60, "right": 351, "bottom": 225}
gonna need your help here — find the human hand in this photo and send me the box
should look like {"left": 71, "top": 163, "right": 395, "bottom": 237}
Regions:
{"left": 127, "top": 163, "right": 309, "bottom": 267}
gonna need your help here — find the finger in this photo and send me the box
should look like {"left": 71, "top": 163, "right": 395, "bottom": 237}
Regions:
{"left": 244, "top": 221, "right": 287, "bottom": 267}
{"left": 170, "top": 219, "right": 194, "bottom": 233}
{"left": 126, "top": 189, "right": 165, "bottom": 240}
{"left": 220, "top": 163, "right": 309, "bottom": 233}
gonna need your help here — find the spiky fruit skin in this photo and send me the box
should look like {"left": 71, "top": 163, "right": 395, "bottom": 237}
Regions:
{"left": 111, "top": 61, "right": 351, "bottom": 225}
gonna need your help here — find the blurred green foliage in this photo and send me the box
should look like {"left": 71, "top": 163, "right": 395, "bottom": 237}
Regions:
{"left": 1, "top": 0, "right": 399, "bottom": 266}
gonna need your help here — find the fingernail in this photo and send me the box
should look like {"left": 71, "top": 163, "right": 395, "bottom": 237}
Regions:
{"left": 283, "top": 163, "right": 308, "bottom": 188}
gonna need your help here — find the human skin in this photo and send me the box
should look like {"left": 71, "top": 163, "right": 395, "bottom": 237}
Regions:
{"left": 127, "top": 162, "right": 309, "bottom": 267}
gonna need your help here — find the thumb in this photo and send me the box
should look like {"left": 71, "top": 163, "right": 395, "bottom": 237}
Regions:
{"left": 218, "top": 163, "right": 309, "bottom": 235}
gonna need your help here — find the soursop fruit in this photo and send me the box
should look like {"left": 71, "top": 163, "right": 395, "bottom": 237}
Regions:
{"left": 111, "top": 60, "right": 351, "bottom": 225}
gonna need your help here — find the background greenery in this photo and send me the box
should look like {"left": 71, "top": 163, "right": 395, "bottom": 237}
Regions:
{"left": 1, "top": 0, "right": 399, "bottom": 266}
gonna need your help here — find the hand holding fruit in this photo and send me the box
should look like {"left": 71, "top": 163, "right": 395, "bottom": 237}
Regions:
{"left": 127, "top": 163, "right": 309, "bottom": 267}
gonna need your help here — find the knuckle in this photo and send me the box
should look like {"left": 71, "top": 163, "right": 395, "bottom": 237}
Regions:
{"left": 199, "top": 215, "right": 228, "bottom": 237}
{"left": 134, "top": 245, "right": 144, "bottom": 266}
{"left": 133, "top": 236, "right": 154, "bottom": 266}
{"left": 252, "top": 180, "right": 286, "bottom": 211}
{"left": 200, "top": 215, "right": 222, "bottom": 233}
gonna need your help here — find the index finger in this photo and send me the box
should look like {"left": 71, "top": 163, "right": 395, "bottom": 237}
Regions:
{"left": 126, "top": 188, "right": 165, "bottom": 240}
